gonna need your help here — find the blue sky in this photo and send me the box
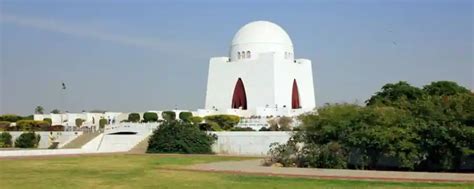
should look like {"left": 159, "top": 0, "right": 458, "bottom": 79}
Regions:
{"left": 1, "top": 0, "right": 472, "bottom": 115}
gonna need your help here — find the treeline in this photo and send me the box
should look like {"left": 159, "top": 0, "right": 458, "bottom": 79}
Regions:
{"left": 267, "top": 81, "right": 474, "bottom": 172}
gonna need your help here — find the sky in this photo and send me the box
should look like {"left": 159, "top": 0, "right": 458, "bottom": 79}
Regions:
{"left": 0, "top": 0, "right": 473, "bottom": 115}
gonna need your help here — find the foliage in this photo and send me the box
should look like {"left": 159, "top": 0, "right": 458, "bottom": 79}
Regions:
{"left": 189, "top": 116, "right": 204, "bottom": 125}
{"left": 162, "top": 111, "right": 176, "bottom": 121}
{"left": 99, "top": 118, "right": 107, "bottom": 129}
{"left": 204, "top": 115, "right": 240, "bottom": 130}
{"left": 16, "top": 120, "right": 50, "bottom": 131}
{"left": 179, "top": 112, "right": 193, "bottom": 122}
{"left": 265, "top": 117, "right": 294, "bottom": 131}
{"left": 423, "top": 81, "right": 470, "bottom": 96}
{"left": 0, "top": 132, "right": 13, "bottom": 148}
{"left": 50, "top": 109, "right": 61, "bottom": 114}
{"left": 43, "top": 118, "right": 52, "bottom": 125}
{"left": 75, "top": 118, "right": 85, "bottom": 127}
{"left": 0, "top": 121, "right": 11, "bottom": 131}
{"left": 128, "top": 113, "right": 141, "bottom": 122}
{"left": 35, "top": 106, "right": 44, "bottom": 114}
{"left": 15, "top": 132, "right": 41, "bottom": 148}
{"left": 143, "top": 112, "right": 158, "bottom": 122}
{"left": 0, "top": 114, "right": 23, "bottom": 122}
{"left": 147, "top": 121, "right": 216, "bottom": 154}
{"left": 229, "top": 127, "right": 255, "bottom": 131}
{"left": 268, "top": 81, "right": 474, "bottom": 172}
{"left": 49, "top": 125, "right": 65, "bottom": 131}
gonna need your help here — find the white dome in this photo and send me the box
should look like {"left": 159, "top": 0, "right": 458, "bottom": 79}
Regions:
{"left": 231, "top": 21, "right": 293, "bottom": 46}
{"left": 230, "top": 21, "right": 294, "bottom": 61}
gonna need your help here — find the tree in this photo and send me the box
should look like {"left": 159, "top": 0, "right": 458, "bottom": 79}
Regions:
{"left": 35, "top": 106, "right": 44, "bottom": 114}
{"left": 15, "top": 132, "right": 41, "bottom": 148}
{"left": 179, "top": 112, "right": 193, "bottom": 122}
{"left": 128, "top": 113, "right": 141, "bottom": 122}
{"left": 366, "top": 81, "right": 425, "bottom": 106}
{"left": 75, "top": 118, "right": 85, "bottom": 127}
{"left": 423, "top": 81, "right": 470, "bottom": 96}
{"left": 143, "top": 112, "right": 158, "bottom": 122}
{"left": 189, "top": 116, "right": 203, "bottom": 125}
{"left": 43, "top": 118, "right": 52, "bottom": 125}
{"left": 0, "top": 114, "right": 23, "bottom": 122}
{"left": 147, "top": 120, "right": 216, "bottom": 154}
{"left": 278, "top": 116, "right": 294, "bottom": 131}
{"left": 204, "top": 115, "right": 240, "bottom": 130}
{"left": 0, "top": 132, "right": 12, "bottom": 148}
{"left": 99, "top": 118, "right": 107, "bottom": 129}
{"left": 50, "top": 109, "right": 60, "bottom": 114}
{"left": 162, "top": 111, "right": 176, "bottom": 121}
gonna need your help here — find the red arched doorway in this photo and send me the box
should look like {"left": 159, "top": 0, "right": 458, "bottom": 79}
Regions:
{"left": 292, "top": 79, "right": 301, "bottom": 109}
{"left": 232, "top": 78, "right": 247, "bottom": 110}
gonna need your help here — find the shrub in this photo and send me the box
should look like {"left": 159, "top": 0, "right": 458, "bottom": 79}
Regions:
{"left": 147, "top": 120, "right": 216, "bottom": 154}
{"left": 16, "top": 120, "right": 50, "bottom": 131}
{"left": 204, "top": 115, "right": 240, "bottom": 130}
{"left": 43, "top": 118, "right": 52, "bottom": 125}
{"left": 179, "top": 112, "right": 193, "bottom": 122}
{"left": 189, "top": 116, "right": 203, "bottom": 125}
{"left": 75, "top": 118, "right": 85, "bottom": 127}
{"left": 15, "top": 132, "right": 41, "bottom": 148}
{"left": 162, "top": 111, "right": 176, "bottom": 121}
{"left": 0, "top": 114, "right": 23, "bottom": 122}
{"left": 0, "top": 132, "right": 13, "bottom": 148}
{"left": 99, "top": 118, "right": 107, "bottom": 129}
{"left": 143, "top": 112, "right": 158, "bottom": 122}
{"left": 49, "top": 125, "right": 65, "bottom": 131}
{"left": 128, "top": 113, "right": 140, "bottom": 122}
{"left": 230, "top": 127, "right": 255, "bottom": 131}
{"left": 0, "top": 121, "right": 11, "bottom": 131}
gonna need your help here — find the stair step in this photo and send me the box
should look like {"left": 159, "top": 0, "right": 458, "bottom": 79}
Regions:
{"left": 62, "top": 132, "right": 102, "bottom": 149}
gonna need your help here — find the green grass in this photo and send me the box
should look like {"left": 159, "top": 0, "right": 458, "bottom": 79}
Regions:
{"left": 0, "top": 154, "right": 471, "bottom": 189}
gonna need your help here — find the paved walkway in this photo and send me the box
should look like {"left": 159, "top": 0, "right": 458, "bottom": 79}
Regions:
{"left": 185, "top": 159, "right": 474, "bottom": 183}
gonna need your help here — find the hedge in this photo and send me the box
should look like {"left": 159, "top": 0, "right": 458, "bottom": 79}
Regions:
{"left": 43, "top": 118, "right": 52, "bottom": 125}
{"left": 204, "top": 114, "right": 240, "bottom": 130}
{"left": 179, "top": 112, "right": 193, "bottom": 122}
{"left": 143, "top": 112, "right": 158, "bottom": 122}
{"left": 16, "top": 120, "right": 50, "bottom": 131}
{"left": 15, "top": 132, "right": 41, "bottom": 148}
{"left": 162, "top": 111, "right": 176, "bottom": 121}
{"left": 0, "top": 132, "right": 12, "bottom": 148}
{"left": 0, "top": 121, "right": 11, "bottom": 131}
{"left": 128, "top": 113, "right": 141, "bottom": 122}
{"left": 99, "top": 118, "right": 107, "bottom": 129}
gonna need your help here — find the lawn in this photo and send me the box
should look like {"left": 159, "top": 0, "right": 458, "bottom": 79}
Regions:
{"left": 0, "top": 154, "right": 471, "bottom": 189}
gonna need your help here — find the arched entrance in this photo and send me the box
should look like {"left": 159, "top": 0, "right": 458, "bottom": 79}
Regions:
{"left": 231, "top": 78, "right": 247, "bottom": 110}
{"left": 292, "top": 79, "right": 301, "bottom": 109}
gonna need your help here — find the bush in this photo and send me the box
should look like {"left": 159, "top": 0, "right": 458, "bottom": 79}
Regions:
{"left": 128, "top": 113, "right": 140, "bottom": 122}
{"left": 179, "top": 112, "right": 193, "bottom": 122}
{"left": 16, "top": 120, "right": 50, "bottom": 131}
{"left": 204, "top": 115, "right": 240, "bottom": 130}
{"left": 147, "top": 120, "right": 216, "bottom": 154}
{"left": 75, "top": 118, "right": 85, "bottom": 127}
{"left": 0, "top": 114, "right": 23, "bottom": 122}
{"left": 0, "top": 121, "right": 11, "bottom": 131}
{"left": 49, "top": 125, "right": 65, "bottom": 131}
{"left": 162, "top": 111, "right": 176, "bottom": 121}
{"left": 99, "top": 118, "right": 107, "bottom": 129}
{"left": 15, "top": 132, "right": 41, "bottom": 148}
{"left": 230, "top": 127, "right": 255, "bottom": 131}
{"left": 189, "top": 116, "right": 203, "bottom": 125}
{"left": 143, "top": 112, "right": 158, "bottom": 122}
{"left": 0, "top": 132, "right": 13, "bottom": 148}
{"left": 43, "top": 118, "right": 52, "bottom": 125}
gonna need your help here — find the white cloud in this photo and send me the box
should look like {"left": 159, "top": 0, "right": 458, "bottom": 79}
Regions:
{"left": 0, "top": 13, "right": 208, "bottom": 56}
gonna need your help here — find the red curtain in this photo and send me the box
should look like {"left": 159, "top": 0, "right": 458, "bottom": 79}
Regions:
{"left": 292, "top": 79, "right": 301, "bottom": 109}
{"left": 232, "top": 78, "right": 248, "bottom": 110}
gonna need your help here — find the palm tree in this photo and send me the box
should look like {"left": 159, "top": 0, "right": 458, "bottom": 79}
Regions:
{"left": 35, "top": 106, "right": 44, "bottom": 114}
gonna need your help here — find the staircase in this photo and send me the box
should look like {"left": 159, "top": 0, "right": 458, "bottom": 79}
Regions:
{"left": 128, "top": 137, "right": 149, "bottom": 154}
{"left": 62, "top": 132, "right": 102, "bottom": 149}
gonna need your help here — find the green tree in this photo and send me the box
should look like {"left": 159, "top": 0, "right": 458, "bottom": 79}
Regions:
{"left": 99, "top": 118, "right": 107, "bottom": 129}
{"left": 50, "top": 109, "right": 60, "bottom": 114}
{"left": 75, "top": 118, "right": 85, "bottom": 127}
{"left": 147, "top": 120, "right": 216, "bottom": 154}
{"left": 0, "top": 114, "right": 23, "bottom": 122}
{"left": 162, "top": 111, "right": 176, "bottom": 121}
{"left": 35, "top": 106, "right": 44, "bottom": 114}
{"left": 128, "top": 113, "right": 141, "bottom": 122}
{"left": 179, "top": 112, "right": 193, "bottom": 122}
{"left": 366, "top": 81, "right": 425, "bottom": 106}
{"left": 15, "top": 132, "right": 41, "bottom": 148}
{"left": 143, "top": 112, "right": 158, "bottom": 122}
{"left": 189, "top": 116, "right": 203, "bottom": 125}
{"left": 204, "top": 115, "right": 240, "bottom": 130}
{"left": 0, "top": 132, "right": 13, "bottom": 148}
{"left": 423, "top": 81, "right": 470, "bottom": 96}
